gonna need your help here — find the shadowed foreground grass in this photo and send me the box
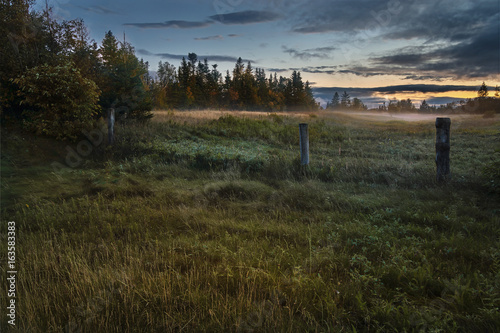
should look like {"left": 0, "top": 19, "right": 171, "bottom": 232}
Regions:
{"left": 1, "top": 111, "right": 499, "bottom": 332}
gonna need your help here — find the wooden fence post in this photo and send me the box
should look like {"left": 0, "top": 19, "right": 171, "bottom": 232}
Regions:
{"left": 299, "top": 123, "right": 309, "bottom": 165}
{"left": 436, "top": 117, "right": 451, "bottom": 182}
{"left": 108, "top": 108, "right": 115, "bottom": 145}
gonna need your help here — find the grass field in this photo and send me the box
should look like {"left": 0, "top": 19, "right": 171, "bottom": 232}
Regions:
{"left": 1, "top": 110, "right": 499, "bottom": 332}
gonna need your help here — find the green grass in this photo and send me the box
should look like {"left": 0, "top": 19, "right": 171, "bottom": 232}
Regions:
{"left": 1, "top": 111, "right": 499, "bottom": 332}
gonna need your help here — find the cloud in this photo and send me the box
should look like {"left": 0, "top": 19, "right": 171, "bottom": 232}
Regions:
{"left": 209, "top": 10, "right": 281, "bottom": 24}
{"left": 124, "top": 20, "right": 213, "bottom": 29}
{"left": 282, "top": 0, "right": 498, "bottom": 80}
{"left": 350, "top": 17, "right": 500, "bottom": 81}
{"left": 227, "top": 34, "right": 241, "bottom": 38}
{"left": 194, "top": 35, "right": 224, "bottom": 41}
{"left": 381, "top": 0, "right": 498, "bottom": 42}
{"left": 76, "top": 5, "right": 119, "bottom": 15}
{"left": 403, "top": 75, "right": 444, "bottom": 81}
{"left": 125, "top": 10, "right": 281, "bottom": 31}
{"left": 282, "top": 46, "right": 335, "bottom": 60}
{"left": 138, "top": 50, "right": 254, "bottom": 63}
{"left": 291, "top": 0, "right": 391, "bottom": 34}
{"left": 137, "top": 49, "right": 154, "bottom": 56}
{"left": 265, "top": 68, "right": 290, "bottom": 73}
{"left": 290, "top": 0, "right": 497, "bottom": 39}
{"left": 263, "top": 65, "right": 339, "bottom": 74}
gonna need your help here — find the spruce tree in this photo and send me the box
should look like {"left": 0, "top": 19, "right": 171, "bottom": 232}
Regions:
{"left": 420, "top": 99, "right": 430, "bottom": 112}
{"left": 330, "top": 92, "right": 340, "bottom": 109}
{"left": 478, "top": 82, "right": 488, "bottom": 98}
{"left": 341, "top": 91, "right": 351, "bottom": 109}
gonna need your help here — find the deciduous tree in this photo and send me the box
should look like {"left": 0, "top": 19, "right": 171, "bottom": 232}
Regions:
{"left": 14, "top": 61, "right": 100, "bottom": 140}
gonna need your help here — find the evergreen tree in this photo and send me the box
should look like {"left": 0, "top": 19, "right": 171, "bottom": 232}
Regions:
{"left": 351, "top": 97, "right": 367, "bottom": 110}
{"left": 420, "top": 99, "right": 430, "bottom": 112}
{"left": 207, "top": 64, "right": 222, "bottom": 107}
{"left": 195, "top": 59, "right": 210, "bottom": 107}
{"left": 478, "top": 82, "right": 488, "bottom": 98}
{"left": 341, "top": 91, "right": 351, "bottom": 108}
{"left": 329, "top": 92, "right": 340, "bottom": 109}
{"left": 304, "top": 81, "right": 317, "bottom": 110}
{"left": 100, "top": 31, "right": 120, "bottom": 67}
{"left": 187, "top": 53, "right": 197, "bottom": 75}
{"left": 255, "top": 68, "right": 269, "bottom": 109}
{"left": 240, "top": 61, "right": 258, "bottom": 108}
{"left": 233, "top": 57, "right": 244, "bottom": 82}
{"left": 98, "top": 31, "right": 152, "bottom": 120}
{"left": 400, "top": 98, "right": 414, "bottom": 112}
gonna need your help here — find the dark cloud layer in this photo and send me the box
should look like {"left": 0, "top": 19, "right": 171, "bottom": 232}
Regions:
{"left": 282, "top": 16, "right": 498, "bottom": 81}
{"left": 354, "top": 18, "right": 500, "bottom": 80}
{"left": 124, "top": 20, "right": 212, "bottom": 29}
{"left": 76, "top": 5, "right": 119, "bottom": 15}
{"left": 124, "top": 10, "right": 280, "bottom": 31}
{"left": 282, "top": 46, "right": 335, "bottom": 60}
{"left": 289, "top": 0, "right": 499, "bottom": 80}
{"left": 137, "top": 49, "right": 254, "bottom": 64}
{"left": 194, "top": 35, "right": 224, "bottom": 41}
{"left": 292, "top": 0, "right": 398, "bottom": 34}
{"left": 209, "top": 10, "right": 281, "bottom": 24}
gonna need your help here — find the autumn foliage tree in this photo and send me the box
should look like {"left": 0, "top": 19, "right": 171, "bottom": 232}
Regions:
{"left": 1, "top": 2, "right": 153, "bottom": 139}
{"left": 13, "top": 61, "right": 100, "bottom": 140}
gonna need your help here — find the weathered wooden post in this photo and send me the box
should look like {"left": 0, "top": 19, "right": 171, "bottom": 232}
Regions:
{"left": 435, "top": 117, "right": 451, "bottom": 182}
{"left": 108, "top": 108, "right": 115, "bottom": 145}
{"left": 299, "top": 123, "right": 309, "bottom": 165}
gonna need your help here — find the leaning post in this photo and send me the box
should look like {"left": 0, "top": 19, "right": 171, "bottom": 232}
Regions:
{"left": 108, "top": 108, "right": 115, "bottom": 145}
{"left": 435, "top": 117, "right": 451, "bottom": 182}
{"left": 299, "top": 123, "right": 309, "bottom": 166}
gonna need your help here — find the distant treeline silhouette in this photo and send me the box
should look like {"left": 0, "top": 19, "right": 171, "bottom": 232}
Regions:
{"left": 326, "top": 82, "right": 500, "bottom": 114}
{"left": 151, "top": 55, "right": 318, "bottom": 111}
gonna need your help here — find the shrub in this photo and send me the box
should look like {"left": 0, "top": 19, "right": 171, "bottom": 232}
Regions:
{"left": 13, "top": 61, "right": 100, "bottom": 140}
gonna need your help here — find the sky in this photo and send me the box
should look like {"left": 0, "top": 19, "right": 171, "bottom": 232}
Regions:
{"left": 36, "top": 0, "right": 500, "bottom": 108}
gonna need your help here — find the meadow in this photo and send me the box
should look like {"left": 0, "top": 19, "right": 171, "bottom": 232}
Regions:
{"left": 1, "top": 110, "right": 499, "bottom": 332}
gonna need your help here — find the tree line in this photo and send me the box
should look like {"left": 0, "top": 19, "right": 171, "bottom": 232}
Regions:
{"left": 326, "top": 82, "right": 499, "bottom": 114}
{"left": 325, "top": 91, "right": 368, "bottom": 110}
{"left": 0, "top": 1, "right": 318, "bottom": 140}
{"left": 152, "top": 55, "right": 318, "bottom": 111}
{"left": 380, "top": 82, "right": 499, "bottom": 114}
{"left": 387, "top": 82, "right": 500, "bottom": 114}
